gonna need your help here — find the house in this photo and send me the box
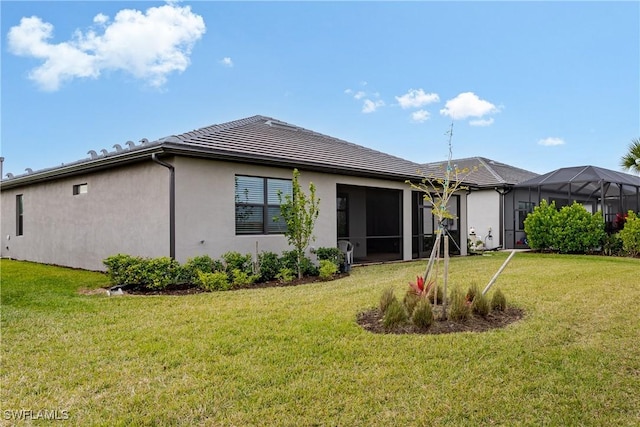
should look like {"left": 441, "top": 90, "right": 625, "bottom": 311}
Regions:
{"left": 422, "top": 157, "right": 538, "bottom": 252}
{"left": 503, "top": 165, "right": 640, "bottom": 249}
{"left": 0, "top": 115, "right": 470, "bottom": 271}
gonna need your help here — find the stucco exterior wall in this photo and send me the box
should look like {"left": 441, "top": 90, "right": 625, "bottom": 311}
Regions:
{"left": 467, "top": 190, "right": 500, "bottom": 250}
{"left": 173, "top": 157, "right": 415, "bottom": 263}
{"left": 0, "top": 162, "right": 168, "bottom": 270}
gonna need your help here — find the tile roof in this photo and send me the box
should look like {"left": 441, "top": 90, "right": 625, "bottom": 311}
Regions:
{"left": 165, "top": 115, "right": 424, "bottom": 180}
{"left": 422, "top": 157, "right": 539, "bottom": 188}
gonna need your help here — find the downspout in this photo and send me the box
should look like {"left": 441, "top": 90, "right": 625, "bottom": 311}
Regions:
{"left": 151, "top": 153, "right": 175, "bottom": 260}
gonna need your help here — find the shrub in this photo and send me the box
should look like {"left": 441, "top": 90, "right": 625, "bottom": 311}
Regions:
{"left": 275, "top": 267, "right": 295, "bottom": 283}
{"left": 222, "top": 251, "right": 253, "bottom": 275}
{"left": 318, "top": 260, "right": 338, "bottom": 280}
{"left": 197, "top": 271, "right": 230, "bottom": 291}
{"left": 180, "top": 255, "right": 223, "bottom": 283}
{"left": 257, "top": 251, "right": 282, "bottom": 282}
{"left": 428, "top": 285, "right": 444, "bottom": 305}
{"left": 619, "top": 211, "right": 640, "bottom": 257}
{"left": 144, "top": 257, "right": 182, "bottom": 290}
{"left": 524, "top": 200, "right": 606, "bottom": 253}
{"left": 524, "top": 199, "right": 559, "bottom": 251}
{"left": 602, "top": 233, "right": 623, "bottom": 256}
{"left": 383, "top": 298, "right": 408, "bottom": 330}
{"left": 104, "top": 256, "right": 180, "bottom": 290}
{"left": 466, "top": 283, "right": 480, "bottom": 304}
{"left": 412, "top": 297, "right": 434, "bottom": 329}
{"left": 231, "top": 269, "right": 256, "bottom": 288}
{"left": 379, "top": 287, "right": 396, "bottom": 313}
{"left": 103, "top": 254, "right": 141, "bottom": 286}
{"left": 449, "top": 287, "right": 471, "bottom": 321}
{"left": 554, "top": 203, "right": 605, "bottom": 253}
{"left": 281, "top": 250, "right": 318, "bottom": 277}
{"left": 315, "top": 247, "right": 344, "bottom": 269}
{"left": 491, "top": 289, "right": 507, "bottom": 311}
{"left": 403, "top": 289, "right": 420, "bottom": 316}
{"left": 472, "top": 292, "right": 491, "bottom": 318}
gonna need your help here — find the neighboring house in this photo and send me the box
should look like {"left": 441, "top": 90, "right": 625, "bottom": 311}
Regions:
{"left": 0, "top": 115, "right": 469, "bottom": 271}
{"left": 504, "top": 165, "right": 640, "bottom": 249}
{"left": 422, "top": 157, "right": 538, "bottom": 251}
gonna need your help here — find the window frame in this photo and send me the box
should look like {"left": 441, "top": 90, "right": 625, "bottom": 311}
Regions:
{"left": 73, "top": 183, "right": 88, "bottom": 195}
{"left": 16, "top": 194, "right": 24, "bottom": 236}
{"left": 235, "top": 175, "right": 292, "bottom": 235}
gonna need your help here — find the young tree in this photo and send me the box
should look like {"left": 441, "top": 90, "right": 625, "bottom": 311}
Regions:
{"left": 406, "top": 123, "right": 476, "bottom": 318}
{"left": 278, "top": 169, "right": 320, "bottom": 279}
{"left": 620, "top": 138, "right": 640, "bottom": 174}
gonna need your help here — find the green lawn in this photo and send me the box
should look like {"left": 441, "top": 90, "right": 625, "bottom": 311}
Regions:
{"left": 1, "top": 253, "right": 639, "bottom": 426}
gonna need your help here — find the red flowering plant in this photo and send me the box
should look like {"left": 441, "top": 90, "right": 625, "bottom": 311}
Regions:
{"left": 408, "top": 275, "right": 435, "bottom": 298}
{"left": 614, "top": 212, "right": 628, "bottom": 231}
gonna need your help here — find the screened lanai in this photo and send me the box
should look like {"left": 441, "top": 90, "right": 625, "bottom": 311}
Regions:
{"left": 503, "top": 165, "right": 640, "bottom": 249}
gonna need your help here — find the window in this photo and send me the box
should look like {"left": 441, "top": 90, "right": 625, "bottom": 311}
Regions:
{"left": 16, "top": 194, "right": 23, "bottom": 236}
{"left": 73, "top": 183, "right": 88, "bottom": 195}
{"left": 235, "top": 175, "right": 292, "bottom": 234}
{"left": 337, "top": 193, "right": 349, "bottom": 238}
{"left": 517, "top": 201, "right": 535, "bottom": 230}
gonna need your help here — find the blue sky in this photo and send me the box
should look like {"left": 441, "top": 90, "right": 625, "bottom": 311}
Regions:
{"left": 1, "top": 1, "right": 639, "bottom": 177}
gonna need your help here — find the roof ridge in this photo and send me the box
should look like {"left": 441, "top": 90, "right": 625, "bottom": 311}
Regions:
{"left": 177, "top": 115, "right": 270, "bottom": 139}
{"left": 476, "top": 157, "right": 505, "bottom": 183}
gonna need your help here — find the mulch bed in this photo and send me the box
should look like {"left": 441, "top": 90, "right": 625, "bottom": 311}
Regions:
{"left": 357, "top": 306, "right": 524, "bottom": 335}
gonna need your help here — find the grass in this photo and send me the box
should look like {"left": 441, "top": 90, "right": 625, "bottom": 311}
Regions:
{"left": 1, "top": 253, "right": 639, "bottom": 426}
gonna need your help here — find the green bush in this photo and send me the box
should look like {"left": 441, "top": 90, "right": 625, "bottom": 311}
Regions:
{"left": 281, "top": 250, "right": 318, "bottom": 277}
{"left": 318, "top": 260, "right": 338, "bottom": 280}
{"left": 428, "top": 285, "right": 444, "bottom": 305}
{"left": 554, "top": 203, "right": 605, "bottom": 253}
{"left": 524, "top": 199, "right": 559, "bottom": 251}
{"left": 383, "top": 298, "right": 408, "bottom": 330}
{"left": 180, "top": 255, "right": 223, "bottom": 283}
{"left": 315, "top": 247, "right": 344, "bottom": 269}
{"left": 524, "top": 200, "right": 606, "bottom": 253}
{"left": 103, "top": 254, "right": 141, "bottom": 286}
{"left": 472, "top": 292, "right": 491, "bottom": 318}
{"left": 231, "top": 269, "right": 256, "bottom": 287}
{"left": 222, "top": 251, "right": 254, "bottom": 275}
{"left": 619, "top": 211, "right": 640, "bottom": 257}
{"left": 491, "top": 289, "right": 507, "bottom": 311}
{"left": 258, "top": 251, "right": 282, "bottom": 282}
{"left": 144, "top": 257, "right": 181, "bottom": 290}
{"left": 466, "top": 283, "right": 480, "bottom": 304}
{"left": 275, "top": 267, "right": 295, "bottom": 284}
{"left": 380, "top": 287, "right": 396, "bottom": 313}
{"left": 403, "top": 289, "right": 420, "bottom": 316}
{"left": 411, "top": 297, "right": 434, "bottom": 329}
{"left": 602, "top": 233, "right": 623, "bottom": 256}
{"left": 449, "top": 287, "right": 471, "bottom": 322}
{"left": 197, "top": 271, "right": 230, "bottom": 291}
{"left": 103, "top": 255, "right": 180, "bottom": 290}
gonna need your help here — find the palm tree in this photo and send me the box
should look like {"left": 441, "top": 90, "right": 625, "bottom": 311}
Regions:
{"left": 620, "top": 138, "right": 640, "bottom": 174}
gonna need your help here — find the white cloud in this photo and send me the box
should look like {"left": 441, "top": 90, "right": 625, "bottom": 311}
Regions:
{"left": 354, "top": 90, "right": 366, "bottom": 100}
{"left": 220, "top": 57, "right": 233, "bottom": 67}
{"left": 344, "top": 88, "right": 353, "bottom": 95}
{"left": 93, "top": 13, "right": 109, "bottom": 25}
{"left": 469, "top": 118, "right": 494, "bottom": 127}
{"left": 395, "top": 88, "right": 440, "bottom": 109}
{"left": 7, "top": 3, "right": 206, "bottom": 91}
{"left": 538, "top": 137, "right": 565, "bottom": 146}
{"left": 411, "top": 110, "right": 430, "bottom": 123}
{"left": 439, "top": 92, "right": 499, "bottom": 120}
{"left": 362, "top": 99, "right": 384, "bottom": 114}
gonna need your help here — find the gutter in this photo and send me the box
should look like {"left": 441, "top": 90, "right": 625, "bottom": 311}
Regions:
{"left": 151, "top": 153, "right": 176, "bottom": 260}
